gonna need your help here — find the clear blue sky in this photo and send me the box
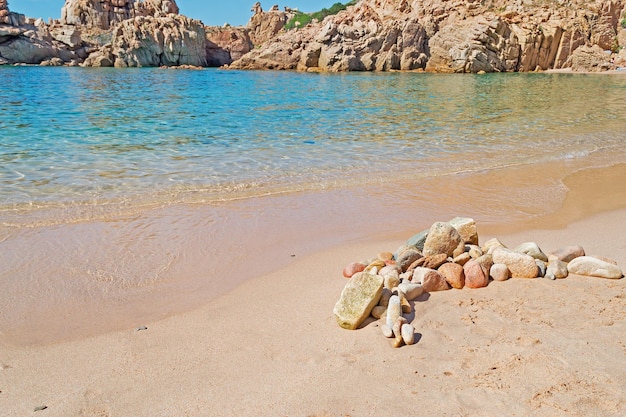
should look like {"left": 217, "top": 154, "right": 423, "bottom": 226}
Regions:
{"left": 10, "top": 1, "right": 346, "bottom": 27}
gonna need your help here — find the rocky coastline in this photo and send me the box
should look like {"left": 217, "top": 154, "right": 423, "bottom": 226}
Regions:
{"left": 1, "top": 0, "right": 626, "bottom": 72}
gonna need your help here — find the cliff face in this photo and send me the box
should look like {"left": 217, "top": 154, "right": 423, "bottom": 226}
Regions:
{"left": 0, "top": 0, "right": 186, "bottom": 66}
{"left": 230, "top": 0, "right": 626, "bottom": 73}
{"left": 110, "top": 14, "right": 207, "bottom": 67}
{"left": 0, "top": 0, "right": 86, "bottom": 65}
{"left": 61, "top": 0, "right": 179, "bottom": 30}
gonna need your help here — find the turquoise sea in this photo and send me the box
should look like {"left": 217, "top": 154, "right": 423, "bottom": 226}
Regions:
{"left": 2, "top": 67, "right": 626, "bottom": 227}
{"left": 1, "top": 67, "right": 626, "bottom": 345}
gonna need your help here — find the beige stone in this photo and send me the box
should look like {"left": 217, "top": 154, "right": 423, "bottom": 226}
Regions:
{"left": 392, "top": 317, "right": 408, "bottom": 348}
{"left": 401, "top": 323, "right": 415, "bottom": 346}
{"left": 385, "top": 295, "right": 402, "bottom": 329}
{"left": 397, "top": 282, "right": 424, "bottom": 300}
{"left": 492, "top": 248, "right": 538, "bottom": 278}
{"left": 514, "top": 242, "right": 548, "bottom": 262}
{"left": 334, "top": 272, "right": 384, "bottom": 330}
{"left": 453, "top": 252, "right": 471, "bottom": 266}
{"left": 483, "top": 238, "right": 506, "bottom": 254}
{"left": 399, "top": 291, "right": 412, "bottom": 314}
{"left": 490, "top": 263, "right": 510, "bottom": 282}
{"left": 383, "top": 272, "right": 400, "bottom": 290}
{"left": 467, "top": 245, "right": 483, "bottom": 259}
{"left": 377, "top": 252, "right": 394, "bottom": 261}
{"left": 423, "top": 222, "right": 465, "bottom": 258}
{"left": 381, "top": 324, "right": 393, "bottom": 338}
{"left": 567, "top": 256, "right": 623, "bottom": 279}
{"left": 365, "top": 260, "right": 386, "bottom": 272}
{"left": 448, "top": 217, "right": 478, "bottom": 245}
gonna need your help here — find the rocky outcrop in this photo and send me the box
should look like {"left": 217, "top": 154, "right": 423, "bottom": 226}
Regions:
{"left": 567, "top": 43, "right": 613, "bottom": 71}
{"left": 0, "top": 2, "right": 85, "bottom": 65}
{"left": 0, "top": 0, "right": 9, "bottom": 24}
{"left": 231, "top": 0, "right": 626, "bottom": 73}
{"left": 61, "top": 0, "right": 179, "bottom": 30}
{"left": 205, "top": 26, "right": 252, "bottom": 66}
{"left": 247, "top": 2, "right": 294, "bottom": 45}
{"left": 5, "top": 0, "right": 626, "bottom": 71}
{"left": 107, "top": 14, "right": 207, "bottom": 67}
{"left": 426, "top": 16, "right": 520, "bottom": 73}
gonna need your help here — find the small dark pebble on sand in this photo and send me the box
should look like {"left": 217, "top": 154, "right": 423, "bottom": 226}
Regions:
{"left": 135, "top": 326, "right": 148, "bottom": 331}
{"left": 34, "top": 405, "right": 47, "bottom": 411}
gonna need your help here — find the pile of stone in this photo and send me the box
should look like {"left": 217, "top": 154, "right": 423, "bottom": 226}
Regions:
{"left": 333, "top": 217, "right": 624, "bottom": 348}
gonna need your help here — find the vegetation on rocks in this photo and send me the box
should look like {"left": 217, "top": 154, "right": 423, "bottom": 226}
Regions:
{"left": 284, "top": 1, "right": 356, "bottom": 30}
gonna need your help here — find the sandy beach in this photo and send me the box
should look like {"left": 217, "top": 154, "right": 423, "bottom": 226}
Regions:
{"left": 1, "top": 165, "right": 626, "bottom": 416}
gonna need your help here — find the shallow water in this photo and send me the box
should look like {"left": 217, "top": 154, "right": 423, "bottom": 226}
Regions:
{"left": 1, "top": 67, "right": 626, "bottom": 345}
{"left": 2, "top": 68, "right": 625, "bottom": 226}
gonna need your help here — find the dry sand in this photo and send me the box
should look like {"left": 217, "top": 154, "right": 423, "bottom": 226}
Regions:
{"left": 1, "top": 206, "right": 625, "bottom": 416}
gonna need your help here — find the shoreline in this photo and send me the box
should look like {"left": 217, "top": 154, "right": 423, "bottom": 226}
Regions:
{"left": 1, "top": 160, "right": 626, "bottom": 347}
{"left": 1, "top": 207, "right": 624, "bottom": 416}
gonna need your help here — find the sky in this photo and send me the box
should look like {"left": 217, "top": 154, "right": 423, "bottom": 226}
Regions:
{"left": 9, "top": 1, "right": 346, "bottom": 27}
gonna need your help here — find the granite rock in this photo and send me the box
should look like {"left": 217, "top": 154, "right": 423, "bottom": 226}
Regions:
{"left": 423, "top": 222, "right": 465, "bottom": 258}
{"left": 110, "top": 15, "right": 208, "bottom": 67}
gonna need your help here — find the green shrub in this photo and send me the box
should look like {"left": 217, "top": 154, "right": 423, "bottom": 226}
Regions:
{"left": 284, "top": 12, "right": 313, "bottom": 30}
{"left": 285, "top": 1, "right": 357, "bottom": 31}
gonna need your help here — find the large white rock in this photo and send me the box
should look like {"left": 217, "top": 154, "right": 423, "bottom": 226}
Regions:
{"left": 334, "top": 272, "right": 384, "bottom": 330}
{"left": 567, "top": 256, "right": 623, "bottom": 279}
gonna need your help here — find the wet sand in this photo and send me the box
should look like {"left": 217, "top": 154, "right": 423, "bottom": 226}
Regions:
{"left": 1, "top": 156, "right": 624, "bottom": 346}
{"left": 1, "top": 162, "right": 625, "bottom": 416}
